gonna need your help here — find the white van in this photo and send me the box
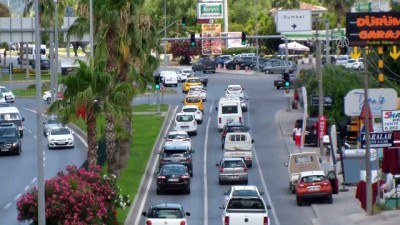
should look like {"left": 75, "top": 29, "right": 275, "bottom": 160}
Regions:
{"left": 159, "top": 70, "right": 178, "bottom": 87}
{"left": 223, "top": 132, "right": 254, "bottom": 167}
{"left": 0, "top": 106, "right": 25, "bottom": 137}
{"left": 216, "top": 97, "right": 243, "bottom": 131}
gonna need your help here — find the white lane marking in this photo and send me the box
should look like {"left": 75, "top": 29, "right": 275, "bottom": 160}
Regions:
{"left": 27, "top": 130, "right": 32, "bottom": 134}
{"left": 43, "top": 150, "right": 45, "bottom": 156}
{"left": 204, "top": 101, "right": 213, "bottom": 225}
{"left": 31, "top": 177, "right": 37, "bottom": 184}
{"left": 73, "top": 133, "right": 88, "bottom": 148}
{"left": 4, "top": 203, "right": 12, "bottom": 209}
{"left": 133, "top": 106, "right": 178, "bottom": 225}
{"left": 22, "top": 107, "right": 36, "bottom": 114}
{"left": 24, "top": 185, "right": 30, "bottom": 191}
{"left": 33, "top": 135, "right": 36, "bottom": 139}
{"left": 43, "top": 156, "right": 46, "bottom": 162}
{"left": 14, "top": 194, "right": 21, "bottom": 201}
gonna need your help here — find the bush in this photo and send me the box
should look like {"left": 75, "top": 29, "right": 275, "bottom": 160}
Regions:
{"left": 17, "top": 165, "right": 131, "bottom": 225}
{"left": 221, "top": 47, "right": 271, "bottom": 56}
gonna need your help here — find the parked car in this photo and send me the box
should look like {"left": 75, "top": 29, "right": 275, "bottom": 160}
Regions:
{"left": 158, "top": 141, "right": 194, "bottom": 176}
{"left": 193, "top": 71, "right": 208, "bottom": 86}
{"left": 42, "top": 90, "right": 53, "bottom": 104}
{"left": 47, "top": 126, "right": 75, "bottom": 149}
{"left": 224, "top": 56, "right": 254, "bottom": 70}
{"left": 31, "top": 59, "right": 51, "bottom": 70}
{"left": 141, "top": 203, "right": 191, "bottom": 224}
{"left": 0, "top": 86, "right": 15, "bottom": 103}
{"left": 263, "top": 60, "right": 296, "bottom": 74}
{"left": 335, "top": 55, "right": 349, "bottom": 66}
{"left": 156, "top": 164, "right": 191, "bottom": 194}
{"left": 192, "top": 59, "right": 216, "bottom": 73}
{"left": 345, "top": 58, "right": 364, "bottom": 71}
{"left": 217, "top": 157, "right": 248, "bottom": 185}
{"left": 214, "top": 55, "right": 233, "bottom": 66}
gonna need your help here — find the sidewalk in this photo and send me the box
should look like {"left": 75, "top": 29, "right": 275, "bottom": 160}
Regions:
{"left": 278, "top": 107, "right": 400, "bottom": 225}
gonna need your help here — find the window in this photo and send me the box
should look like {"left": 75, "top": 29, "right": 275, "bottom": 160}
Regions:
{"left": 229, "top": 134, "right": 247, "bottom": 142}
{"left": 51, "top": 128, "right": 71, "bottom": 135}
{"left": 227, "top": 86, "right": 242, "bottom": 92}
{"left": 149, "top": 209, "right": 183, "bottom": 218}
{"left": 0, "top": 128, "right": 16, "bottom": 138}
{"left": 186, "top": 97, "right": 200, "bottom": 103}
{"left": 228, "top": 198, "right": 265, "bottom": 210}
{"left": 221, "top": 105, "right": 238, "bottom": 114}
{"left": 183, "top": 108, "right": 197, "bottom": 113}
{"left": 223, "top": 160, "right": 244, "bottom": 168}
{"left": 302, "top": 175, "right": 325, "bottom": 183}
{"left": 294, "top": 156, "right": 314, "bottom": 164}
{"left": 176, "top": 115, "right": 193, "bottom": 122}
{"left": 163, "top": 149, "right": 187, "bottom": 157}
{"left": 0, "top": 113, "right": 21, "bottom": 121}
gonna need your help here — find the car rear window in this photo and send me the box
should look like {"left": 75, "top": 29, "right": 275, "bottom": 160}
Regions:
{"left": 227, "top": 198, "right": 265, "bottom": 210}
{"left": 228, "top": 86, "right": 241, "bottom": 91}
{"left": 161, "top": 166, "right": 187, "bottom": 174}
{"left": 176, "top": 115, "right": 194, "bottom": 122}
{"left": 222, "top": 160, "right": 244, "bottom": 168}
{"left": 228, "top": 134, "right": 247, "bottom": 141}
{"left": 163, "top": 149, "right": 188, "bottom": 157}
{"left": 183, "top": 108, "right": 197, "bottom": 113}
{"left": 222, "top": 105, "right": 238, "bottom": 114}
{"left": 148, "top": 209, "right": 183, "bottom": 218}
{"left": 232, "top": 190, "right": 258, "bottom": 196}
{"left": 301, "top": 175, "right": 326, "bottom": 183}
{"left": 186, "top": 97, "right": 201, "bottom": 103}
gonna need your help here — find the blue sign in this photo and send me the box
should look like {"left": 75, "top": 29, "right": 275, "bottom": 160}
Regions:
{"left": 66, "top": 6, "right": 74, "bottom": 17}
{"left": 1, "top": 68, "right": 10, "bottom": 74}
{"left": 360, "top": 132, "right": 393, "bottom": 148}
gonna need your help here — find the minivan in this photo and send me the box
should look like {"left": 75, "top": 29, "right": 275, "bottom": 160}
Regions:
{"left": 0, "top": 106, "right": 25, "bottom": 137}
{"left": 216, "top": 97, "right": 243, "bottom": 131}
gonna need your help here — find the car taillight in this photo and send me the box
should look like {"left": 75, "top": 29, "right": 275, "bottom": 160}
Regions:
{"left": 193, "top": 121, "right": 196, "bottom": 126}
{"left": 263, "top": 216, "right": 268, "bottom": 225}
{"left": 180, "top": 221, "right": 186, "bottom": 225}
{"left": 222, "top": 131, "right": 227, "bottom": 137}
{"left": 322, "top": 181, "right": 330, "bottom": 186}
{"left": 243, "top": 166, "right": 248, "bottom": 172}
{"left": 298, "top": 183, "right": 305, "bottom": 188}
{"left": 146, "top": 220, "right": 152, "bottom": 225}
{"left": 219, "top": 167, "right": 224, "bottom": 172}
{"left": 158, "top": 176, "right": 166, "bottom": 180}
{"left": 181, "top": 175, "right": 190, "bottom": 180}
{"left": 219, "top": 118, "right": 221, "bottom": 124}
{"left": 224, "top": 216, "right": 229, "bottom": 225}
{"left": 239, "top": 117, "right": 242, "bottom": 123}
{"left": 197, "top": 111, "right": 201, "bottom": 114}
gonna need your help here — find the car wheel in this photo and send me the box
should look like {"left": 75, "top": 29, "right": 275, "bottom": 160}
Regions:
{"left": 175, "top": 83, "right": 178, "bottom": 87}
{"left": 19, "top": 131, "right": 23, "bottom": 137}
{"left": 248, "top": 163, "right": 252, "bottom": 168}
{"left": 276, "top": 86, "right": 280, "bottom": 90}
{"left": 296, "top": 197, "right": 302, "bottom": 206}
{"left": 48, "top": 145, "right": 52, "bottom": 150}
{"left": 221, "top": 143, "right": 224, "bottom": 149}
{"left": 46, "top": 97, "right": 51, "bottom": 104}
{"left": 219, "top": 178, "right": 224, "bottom": 185}
{"left": 265, "top": 70, "right": 270, "bottom": 74}
{"left": 212, "top": 71, "right": 215, "bottom": 73}
{"left": 192, "top": 131, "right": 197, "bottom": 136}
{"left": 243, "top": 179, "right": 248, "bottom": 185}
{"left": 15, "top": 147, "right": 21, "bottom": 155}
{"left": 186, "top": 188, "right": 191, "bottom": 195}
{"left": 190, "top": 170, "right": 193, "bottom": 177}
{"left": 327, "top": 195, "right": 333, "bottom": 204}
{"left": 198, "top": 120, "right": 202, "bottom": 125}
{"left": 156, "top": 189, "right": 162, "bottom": 195}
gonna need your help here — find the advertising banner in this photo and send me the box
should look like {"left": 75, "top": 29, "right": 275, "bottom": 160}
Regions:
{"left": 226, "top": 32, "right": 243, "bottom": 48}
{"left": 361, "top": 132, "right": 393, "bottom": 148}
{"left": 382, "top": 110, "right": 400, "bottom": 131}
{"left": 201, "top": 24, "right": 222, "bottom": 55}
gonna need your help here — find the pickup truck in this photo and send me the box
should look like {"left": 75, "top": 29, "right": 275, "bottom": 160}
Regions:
{"left": 220, "top": 196, "right": 271, "bottom": 225}
{"left": 223, "top": 132, "right": 254, "bottom": 167}
{"left": 285, "top": 152, "right": 322, "bottom": 193}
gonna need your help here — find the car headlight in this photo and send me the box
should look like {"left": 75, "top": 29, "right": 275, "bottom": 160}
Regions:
{"left": 12, "top": 142, "right": 18, "bottom": 147}
{"left": 68, "top": 138, "right": 73, "bottom": 141}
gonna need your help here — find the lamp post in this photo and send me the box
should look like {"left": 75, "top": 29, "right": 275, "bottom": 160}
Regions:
{"left": 54, "top": 0, "right": 59, "bottom": 100}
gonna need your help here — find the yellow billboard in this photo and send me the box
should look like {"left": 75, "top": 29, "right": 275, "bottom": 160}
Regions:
{"left": 201, "top": 23, "right": 222, "bottom": 55}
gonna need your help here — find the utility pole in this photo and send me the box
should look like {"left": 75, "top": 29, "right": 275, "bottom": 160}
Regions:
{"left": 315, "top": 18, "right": 324, "bottom": 155}
{"left": 255, "top": 0, "right": 259, "bottom": 72}
{"left": 54, "top": 1, "right": 59, "bottom": 98}
{"left": 34, "top": 0, "right": 45, "bottom": 224}
{"left": 50, "top": 33, "right": 55, "bottom": 102}
{"left": 223, "top": 0, "right": 228, "bottom": 48}
{"left": 164, "top": 0, "right": 167, "bottom": 65}
{"left": 363, "top": 47, "right": 373, "bottom": 215}
{"left": 325, "top": 19, "right": 330, "bottom": 65}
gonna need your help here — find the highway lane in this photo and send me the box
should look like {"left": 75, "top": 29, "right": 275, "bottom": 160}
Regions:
{"left": 0, "top": 98, "right": 88, "bottom": 225}
{"left": 135, "top": 72, "right": 317, "bottom": 225}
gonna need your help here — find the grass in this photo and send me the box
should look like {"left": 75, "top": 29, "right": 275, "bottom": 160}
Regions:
{"left": 69, "top": 104, "right": 167, "bottom": 224}
{"left": 0, "top": 73, "right": 51, "bottom": 81}
{"left": 13, "top": 89, "right": 36, "bottom": 97}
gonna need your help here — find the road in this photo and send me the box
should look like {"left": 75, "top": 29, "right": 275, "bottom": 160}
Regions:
{"left": 132, "top": 71, "right": 317, "bottom": 225}
{"left": 0, "top": 98, "right": 88, "bottom": 225}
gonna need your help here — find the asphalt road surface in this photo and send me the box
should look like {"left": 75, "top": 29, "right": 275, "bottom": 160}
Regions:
{"left": 131, "top": 71, "right": 317, "bottom": 225}
{"left": 0, "top": 98, "right": 88, "bottom": 225}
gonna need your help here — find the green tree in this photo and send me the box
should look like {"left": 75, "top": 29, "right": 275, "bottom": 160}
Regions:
{"left": 321, "top": 0, "right": 356, "bottom": 29}
{"left": 48, "top": 60, "right": 106, "bottom": 166}
{"left": 271, "top": 0, "right": 300, "bottom": 9}
{"left": 0, "top": 2, "right": 11, "bottom": 65}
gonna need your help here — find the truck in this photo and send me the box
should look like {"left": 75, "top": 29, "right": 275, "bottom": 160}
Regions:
{"left": 220, "top": 196, "right": 271, "bottom": 225}
{"left": 285, "top": 152, "right": 322, "bottom": 193}
{"left": 223, "top": 132, "right": 254, "bottom": 167}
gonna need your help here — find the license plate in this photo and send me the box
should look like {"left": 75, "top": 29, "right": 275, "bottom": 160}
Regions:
{"left": 181, "top": 126, "right": 189, "bottom": 129}
{"left": 168, "top": 178, "right": 179, "bottom": 182}
{"left": 227, "top": 119, "right": 233, "bottom": 122}
{"left": 229, "top": 175, "right": 239, "bottom": 179}
{"left": 1, "top": 148, "right": 9, "bottom": 152}
{"left": 57, "top": 142, "right": 66, "bottom": 145}
{"left": 308, "top": 187, "right": 320, "bottom": 191}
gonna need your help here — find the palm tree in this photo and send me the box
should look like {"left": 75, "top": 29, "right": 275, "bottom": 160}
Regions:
{"left": 48, "top": 60, "right": 108, "bottom": 166}
{"left": 322, "top": 0, "right": 356, "bottom": 29}
{"left": 0, "top": 3, "right": 11, "bottom": 65}
{"left": 271, "top": 0, "right": 300, "bottom": 9}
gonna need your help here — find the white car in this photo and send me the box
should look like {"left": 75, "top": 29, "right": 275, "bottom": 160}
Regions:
{"left": 345, "top": 58, "right": 364, "bottom": 71}
{"left": 42, "top": 90, "right": 53, "bottom": 104}
{"left": 225, "top": 85, "right": 244, "bottom": 98}
{"left": 174, "top": 112, "right": 197, "bottom": 136}
{"left": 188, "top": 85, "right": 206, "bottom": 101}
{"left": 181, "top": 105, "right": 203, "bottom": 124}
{"left": 164, "top": 130, "right": 192, "bottom": 150}
{"left": 223, "top": 185, "right": 264, "bottom": 205}
{"left": 141, "top": 203, "right": 190, "bottom": 225}
{"left": 47, "top": 126, "right": 75, "bottom": 149}
{"left": 0, "top": 86, "right": 15, "bottom": 103}
{"left": 176, "top": 68, "right": 193, "bottom": 82}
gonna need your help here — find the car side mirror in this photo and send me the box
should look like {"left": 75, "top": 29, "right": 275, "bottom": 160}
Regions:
{"left": 319, "top": 158, "right": 322, "bottom": 163}
{"left": 251, "top": 139, "right": 255, "bottom": 143}
{"left": 216, "top": 163, "right": 220, "bottom": 167}
{"left": 215, "top": 107, "right": 218, "bottom": 111}
{"left": 223, "top": 191, "right": 228, "bottom": 195}
{"left": 185, "top": 212, "right": 191, "bottom": 217}
{"left": 259, "top": 191, "right": 264, "bottom": 195}
{"left": 219, "top": 204, "right": 225, "bottom": 209}
{"left": 266, "top": 204, "right": 272, "bottom": 210}
{"left": 46, "top": 132, "right": 50, "bottom": 136}
{"left": 284, "top": 162, "right": 288, "bottom": 167}
{"left": 22, "top": 118, "right": 25, "bottom": 122}
{"left": 141, "top": 212, "right": 147, "bottom": 217}
{"left": 191, "top": 150, "right": 195, "bottom": 153}
{"left": 43, "top": 122, "right": 45, "bottom": 124}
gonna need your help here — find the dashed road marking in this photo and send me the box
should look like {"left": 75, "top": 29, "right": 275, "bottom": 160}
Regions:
{"left": 14, "top": 194, "right": 21, "bottom": 201}
{"left": 4, "top": 203, "right": 12, "bottom": 210}
{"left": 31, "top": 177, "right": 37, "bottom": 184}
{"left": 33, "top": 135, "right": 37, "bottom": 139}
{"left": 24, "top": 185, "right": 30, "bottom": 191}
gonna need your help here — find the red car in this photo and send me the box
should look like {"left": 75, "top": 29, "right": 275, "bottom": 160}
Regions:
{"left": 295, "top": 170, "right": 338, "bottom": 206}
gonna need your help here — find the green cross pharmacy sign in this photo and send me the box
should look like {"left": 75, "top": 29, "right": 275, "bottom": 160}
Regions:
{"left": 197, "top": 2, "right": 224, "bottom": 19}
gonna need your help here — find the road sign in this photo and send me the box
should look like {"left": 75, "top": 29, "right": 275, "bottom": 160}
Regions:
{"left": 197, "top": 2, "right": 224, "bottom": 19}
{"left": 1, "top": 68, "right": 10, "bottom": 74}
{"left": 390, "top": 46, "right": 400, "bottom": 60}
{"left": 160, "top": 85, "right": 165, "bottom": 92}
{"left": 350, "top": 46, "right": 361, "bottom": 59}
{"left": 382, "top": 110, "right": 400, "bottom": 131}
{"left": 276, "top": 10, "right": 312, "bottom": 32}
{"left": 318, "top": 115, "right": 327, "bottom": 139}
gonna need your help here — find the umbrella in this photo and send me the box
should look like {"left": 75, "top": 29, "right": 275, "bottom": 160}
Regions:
{"left": 279, "top": 41, "right": 310, "bottom": 52}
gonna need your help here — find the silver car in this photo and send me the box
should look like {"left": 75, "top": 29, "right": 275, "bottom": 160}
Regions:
{"left": 43, "top": 116, "right": 62, "bottom": 136}
{"left": 263, "top": 60, "right": 296, "bottom": 74}
{"left": 217, "top": 158, "right": 248, "bottom": 185}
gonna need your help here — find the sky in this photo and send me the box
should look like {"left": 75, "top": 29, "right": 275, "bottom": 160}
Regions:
{"left": 0, "top": 0, "right": 25, "bottom": 16}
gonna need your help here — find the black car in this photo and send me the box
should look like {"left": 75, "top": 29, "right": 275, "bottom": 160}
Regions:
{"left": 31, "top": 59, "right": 51, "bottom": 70}
{"left": 0, "top": 123, "right": 21, "bottom": 155}
{"left": 193, "top": 71, "right": 208, "bottom": 86}
{"left": 221, "top": 122, "right": 250, "bottom": 149}
{"left": 224, "top": 56, "right": 254, "bottom": 70}
{"left": 142, "top": 203, "right": 191, "bottom": 219}
{"left": 214, "top": 55, "right": 233, "bottom": 66}
{"left": 159, "top": 142, "right": 194, "bottom": 176}
{"left": 192, "top": 59, "right": 216, "bottom": 73}
{"left": 156, "top": 164, "right": 191, "bottom": 194}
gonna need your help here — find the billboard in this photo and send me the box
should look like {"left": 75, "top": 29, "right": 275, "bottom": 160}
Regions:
{"left": 201, "top": 24, "right": 222, "bottom": 55}
{"left": 345, "top": 11, "right": 400, "bottom": 46}
{"left": 226, "top": 32, "right": 243, "bottom": 48}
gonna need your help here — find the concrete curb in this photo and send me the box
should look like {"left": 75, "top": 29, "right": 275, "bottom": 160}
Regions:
{"left": 67, "top": 122, "right": 87, "bottom": 140}
{"left": 124, "top": 105, "right": 178, "bottom": 224}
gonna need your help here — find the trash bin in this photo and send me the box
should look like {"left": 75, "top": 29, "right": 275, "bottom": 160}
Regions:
{"left": 342, "top": 149, "right": 379, "bottom": 185}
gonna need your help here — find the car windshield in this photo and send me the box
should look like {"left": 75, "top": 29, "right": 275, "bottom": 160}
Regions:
{"left": 0, "top": 87, "right": 10, "bottom": 92}
{"left": 222, "top": 106, "right": 238, "bottom": 114}
{"left": 148, "top": 209, "right": 183, "bottom": 218}
{"left": 187, "top": 79, "right": 200, "bottom": 83}
{"left": 0, "top": 128, "right": 16, "bottom": 138}
{"left": 51, "top": 128, "right": 70, "bottom": 135}
{"left": 183, "top": 108, "right": 197, "bottom": 113}
{"left": 161, "top": 166, "right": 187, "bottom": 175}
{"left": 176, "top": 115, "right": 193, "bottom": 122}
{"left": 232, "top": 190, "right": 259, "bottom": 196}
{"left": 167, "top": 133, "right": 188, "bottom": 139}
{"left": 301, "top": 175, "right": 326, "bottom": 183}
{"left": 347, "top": 59, "right": 356, "bottom": 63}
{"left": 185, "top": 97, "right": 201, "bottom": 103}
{"left": 228, "top": 86, "right": 242, "bottom": 91}
{"left": 163, "top": 149, "right": 187, "bottom": 157}
{"left": 337, "top": 56, "right": 348, "bottom": 61}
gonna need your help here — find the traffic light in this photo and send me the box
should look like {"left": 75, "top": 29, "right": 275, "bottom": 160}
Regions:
{"left": 190, "top": 33, "right": 196, "bottom": 46}
{"left": 283, "top": 73, "right": 290, "bottom": 88}
{"left": 182, "top": 16, "right": 187, "bottom": 27}
{"left": 154, "top": 75, "right": 161, "bottom": 90}
{"left": 241, "top": 32, "right": 246, "bottom": 45}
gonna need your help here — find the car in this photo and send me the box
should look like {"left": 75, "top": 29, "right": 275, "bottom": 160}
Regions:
{"left": 42, "top": 90, "right": 53, "bottom": 104}
{"left": 0, "top": 123, "right": 21, "bottom": 155}
{"left": 31, "top": 59, "right": 51, "bottom": 70}
{"left": 193, "top": 71, "right": 208, "bottom": 86}
{"left": 158, "top": 142, "right": 194, "bottom": 177}
{"left": 141, "top": 203, "right": 191, "bottom": 224}
{"left": 335, "top": 55, "right": 349, "bottom": 66}
{"left": 181, "top": 105, "right": 203, "bottom": 124}
{"left": 182, "top": 77, "right": 202, "bottom": 93}
{"left": 345, "top": 58, "right": 364, "bottom": 71}
{"left": 263, "top": 60, "right": 296, "bottom": 74}
{"left": 239, "top": 96, "right": 248, "bottom": 112}
{"left": 174, "top": 112, "right": 198, "bottom": 136}
{"left": 43, "top": 116, "right": 62, "bottom": 136}
{"left": 220, "top": 122, "right": 250, "bottom": 149}
{"left": 220, "top": 196, "right": 270, "bottom": 224}
{"left": 222, "top": 185, "right": 264, "bottom": 205}
{"left": 225, "top": 85, "right": 245, "bottom": 98}
{"left": 164, "top": 130, "right": 191, "bottom": 151}
{"left": 224, "top": 56, "right": 254, "bottom": 70}
{"left": 47, "top": 126, "right": 75, "bottom": 149}
{"left": 0, "top": 103, "right": 11, "bottom": 107}
{"left": 183, "top": 95, "right": 204, "bottom": 112}
{"left": 156, "top": 164, "right": 191, "bottom": 195}
{"left": 274, "top": 73, "right": 297, "bottom": 89}
{"left": 0, "top": 86, "right": 15, "bottom": 103}
{"left": 295, "top": 170, "right": 334, "bottom": 206}
{"left": 217, "top": 157, "right": 248, "bottom": 185}
{"left": 192, "top": 59, "right": 216, "bottom": 73}
{"left": 214, "top": 55, "right": 233, "bottom": 66}
{"left": 188, "top": 85, "right": 206, "bottom": 101}
{"left": 176, "top": 68, "right": 193, "bottom": 82}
